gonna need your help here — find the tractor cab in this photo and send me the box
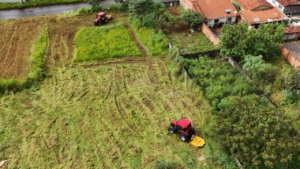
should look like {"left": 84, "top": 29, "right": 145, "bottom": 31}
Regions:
{"left": 171, "top": 119, "right": 192, "bottom": 133}
{"left": 96, "top": 12, "right": 106, "bottom": 19}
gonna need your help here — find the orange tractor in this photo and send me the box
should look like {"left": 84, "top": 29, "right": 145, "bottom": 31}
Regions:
{"left": 94, "top": 12, "right": 112, "bottom": 26}
{"left": 168, "top": 118, "right": 205, "bottom": 148}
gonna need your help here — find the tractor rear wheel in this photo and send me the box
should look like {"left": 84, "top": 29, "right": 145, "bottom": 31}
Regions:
{"left": 105, "top": 18, "right": 108, "bottom": 23}
{"left": 168, "top": 126, "right": 176, "bottom": 134}
{"left": 179, "top": 133, "right": 188, "bottom": 142}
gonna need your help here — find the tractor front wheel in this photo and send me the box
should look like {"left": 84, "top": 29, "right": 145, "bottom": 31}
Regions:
{"left": 168, "top": 126, "right": 176, "bottom": 134}
{"left": 179, "top": 133, "right": 188, "bottom": 142}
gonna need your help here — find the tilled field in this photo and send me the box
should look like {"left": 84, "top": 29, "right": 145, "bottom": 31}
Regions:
{"left": 0, "top": 18, "right": 42, "bottom": 80}
{"left": 0, "top": 57, "right": 209, "bottom": 168}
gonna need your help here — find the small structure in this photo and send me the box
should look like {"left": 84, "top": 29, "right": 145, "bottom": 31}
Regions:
{"left": 233, "top": 0, "right": 287, "bottom": 28}
{"left": 266, "top": 0, "right": 300, "bottom": 17}
{"left": 180, "top": 0, "right": 239, "bottom": 27}
{"left": 281, "top": 42, "right": 300, "bottom": 68}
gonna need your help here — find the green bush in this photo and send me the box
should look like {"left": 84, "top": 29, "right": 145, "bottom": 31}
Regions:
{"left": 26, "top": 25, "right": 49, "bottom": 82}
{"left": 73, "top": 23, "right": 142, "bottom": 62}
{"left": 77, "top": 7, "right": 92, "bottom": 14}
{"left": 92, "top": 5, "right": 106, "bottom": 12}
{"left": 109, "top": 4, "right": 127, "bottom": 13}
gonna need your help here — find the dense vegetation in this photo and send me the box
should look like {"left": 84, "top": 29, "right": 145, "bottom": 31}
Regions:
{"left": 74, "top": 23, "right": 142, "bottom": 62}
{"left": 220, "top": 22, "right": 284, "bottom": 61}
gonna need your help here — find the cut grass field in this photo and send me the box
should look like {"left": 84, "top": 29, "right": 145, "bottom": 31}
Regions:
{"left": 73, "top": 23, "right": 142, "bottom": 62}
{"left": 0, "top": 57, "right": 212, "bottom": 168}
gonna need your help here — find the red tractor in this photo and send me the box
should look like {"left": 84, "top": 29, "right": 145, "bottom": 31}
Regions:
{"left": 168, "top": 118, "right": 195, "bottom": 142}
{"left": 168, "top": 118, "right": 205, "bottom": 148}
{"left": 94, "top": 12, "right": 112, "bottom": 26}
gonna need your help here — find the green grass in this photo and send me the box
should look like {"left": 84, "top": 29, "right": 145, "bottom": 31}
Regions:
{"left": 130, "top": 18, "right": 168, "bottom": 56}
{"left": 168, "top": 32, "right": 219, "bottom": 54}
{"left": 73, "top": 23, "right": 142, "bottom": 62}
{"left": 0, "top": 59, "right": 213, "bottom": 168}
{"left": 135, "top": 28, "right": 168, "bottom": 56}
{"left": 0, "top": 0, "right": 83, "bottom": 10}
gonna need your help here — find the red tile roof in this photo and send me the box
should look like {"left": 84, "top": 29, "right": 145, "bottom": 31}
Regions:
{"left": 239, "top": 7, "right": 286, "bottom": 24}
{"left": 285, "top": 26, "right": 300, "bottom": 33}
{"left": 235, "top": 0, "right": 273, "bottom": 10}
{"left": 190, "top": 0, "right": 239, "bottom": 19}
{"left": 276, "top": 0, "right": 298, "bottom": 7}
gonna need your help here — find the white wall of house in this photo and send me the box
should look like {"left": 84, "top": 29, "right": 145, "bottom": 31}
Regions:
{"left": 206, "top": 16, "right": 237, "bottom": 27}
{"left": 266, "top": 0, "right": 285, "bottom": 12}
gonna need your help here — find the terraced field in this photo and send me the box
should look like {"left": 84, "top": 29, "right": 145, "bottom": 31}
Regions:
{"left": 0, "top": 57, "right": 211, "bottom": 168}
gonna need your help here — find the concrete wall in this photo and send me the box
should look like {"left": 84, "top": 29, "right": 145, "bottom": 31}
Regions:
{"left": 200, "top": 23, "right": 219, "bottom": 45}
{"left": 206, "top": 16, "right": 237, "bottom": 27}
{"left": 281, "top": 46, "right": 300, "bottom": 68}
{"left": 284, "top": 33, "right": 297, "bottom": 40}
{"left": 180, "top": 0, "right": 193, "bottom": 10}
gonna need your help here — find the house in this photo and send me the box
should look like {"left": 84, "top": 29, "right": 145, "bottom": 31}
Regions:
{"left": 266, "top": 0, "right": 300, "bottom": 17}
{"left": 180, "top": 0, "right": 239, "bottom": 27}
{"left": 233, "top": 0, "right": 287, "bottom": 28}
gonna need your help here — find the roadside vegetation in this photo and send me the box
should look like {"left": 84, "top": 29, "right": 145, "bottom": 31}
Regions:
{"left": 0, "top": 0, "right": 83, "bottom": 10}
{"left": 74, "top": 23, "right": 142, "bottom": 62}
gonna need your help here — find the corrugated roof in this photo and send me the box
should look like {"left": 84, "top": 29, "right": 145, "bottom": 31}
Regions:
{"left": 235, "top": 0, "right": 273, "bottom": 10}
{"left": 240, "top": 7, "right": 286, "bottom": 24}
{"left": 276, "top": 0, "right": 298, "bottom": 7}
{"left": 191, "top": 0, "right": 239, "bottom": 19}
{"left": 285, "top": 26, "right": 300, "bottom": 33}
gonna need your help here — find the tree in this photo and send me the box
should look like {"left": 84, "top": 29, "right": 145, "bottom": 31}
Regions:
{"left": 214, "top": 95, "right": 299, "bottom": 168}
{"left": 85, "top": 0, "right": 102, "bottom": 9}
{"left": 285, "top": 67, "right": 300, "bottom": 102}
{"left": 242, "top": 55, "right": 266, "bottom": 83}
{"left": 181, "top": 9, "right": 205, "bottom": 28}
{"left": 128, "top": 0, "right": 155, "bottom": 28}
{"left": 220, "top": 22, "right": 284, "bottom": 61}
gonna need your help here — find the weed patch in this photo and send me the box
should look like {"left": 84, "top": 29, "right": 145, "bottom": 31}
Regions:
{"left": 130, "top": 18, "right": 168, "bottom": 56}
{"left": 73, "top": 23, "right": 142, "bottom": 62}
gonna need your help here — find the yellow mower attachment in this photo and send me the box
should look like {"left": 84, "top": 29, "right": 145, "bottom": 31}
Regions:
{"left": 190, "top": 135, "right": 205, "bottom": 148}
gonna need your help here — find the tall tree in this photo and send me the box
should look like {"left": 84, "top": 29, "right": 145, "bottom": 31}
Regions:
{"left": 214, "top": 95, "right": 299, "bottom": 168}
{"left": 128, "top": 0, "right": 154, "bottom": 28}
{"left": 181, "top": 9, "right": 205, "bottom": 28}
{"left": 220, "top": 22, "right": 284, "bottom": 61}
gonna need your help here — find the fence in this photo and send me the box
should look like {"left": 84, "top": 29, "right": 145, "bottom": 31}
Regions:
{"left": 200, "top": 23, "right": 219, "bottom": 45}
{"left": 280, "top": 46, "right": 300, "bottom": 68}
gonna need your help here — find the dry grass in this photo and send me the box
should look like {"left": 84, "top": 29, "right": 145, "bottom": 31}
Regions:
{"left": 0, "top": 57, "right": 213, "bottom": 168}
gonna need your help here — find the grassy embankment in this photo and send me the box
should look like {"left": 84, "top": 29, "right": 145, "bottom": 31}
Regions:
{"left": 0, "top": 0, "right": 84, "bottom": 10}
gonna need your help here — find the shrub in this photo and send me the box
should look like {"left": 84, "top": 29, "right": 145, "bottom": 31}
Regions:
{"left": 109, "top": 4, "right": 127, "bottom": 13}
